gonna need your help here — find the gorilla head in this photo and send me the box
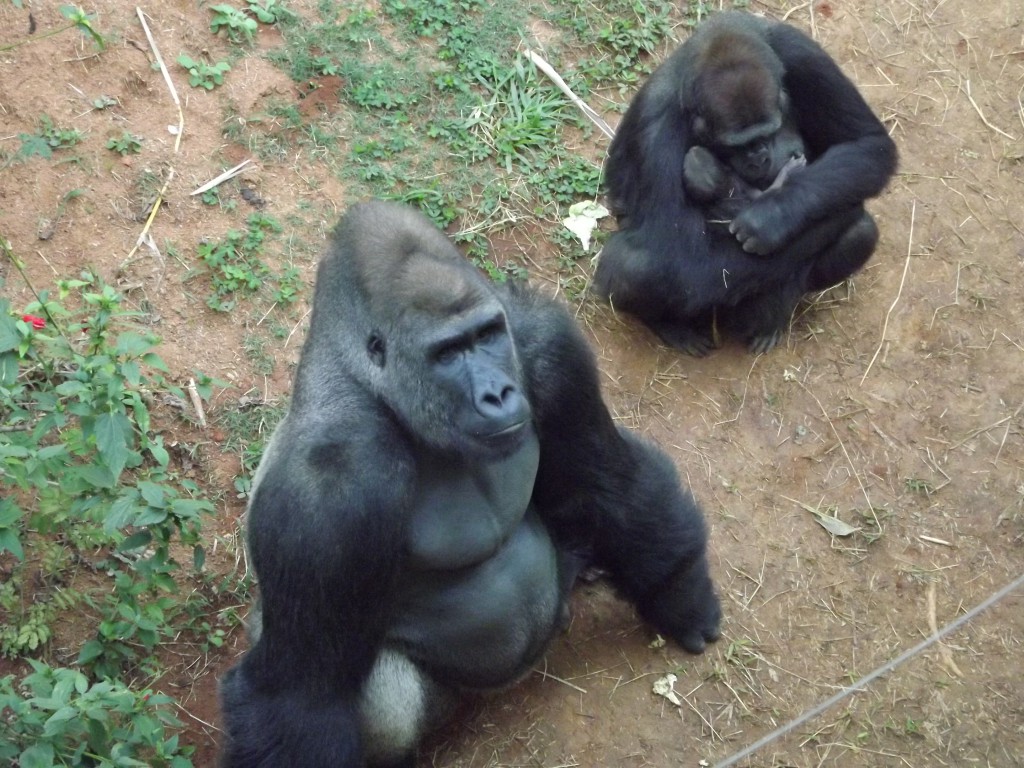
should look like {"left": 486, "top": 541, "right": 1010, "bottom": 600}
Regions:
{"left": 306, "top": 201, "right": 530, "bottom": 458}
{"left": 690, "top": 26, "right": 796, "bottom": 189}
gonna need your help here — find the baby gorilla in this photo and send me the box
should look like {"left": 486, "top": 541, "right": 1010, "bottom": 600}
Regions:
{"left": 684, "top": 119, "right": 807, "bottom": 223}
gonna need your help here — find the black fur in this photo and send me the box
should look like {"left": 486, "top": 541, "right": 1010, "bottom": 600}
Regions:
{"left": 219, "top": 201, "right": 720, "bottom": 767}
{"left": 594, "top": 11, "right": 898, "bottom": 355}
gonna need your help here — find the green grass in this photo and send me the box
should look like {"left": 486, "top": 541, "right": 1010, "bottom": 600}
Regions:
{"left": 248, "top": 0, "right": 681, "bottom": 273}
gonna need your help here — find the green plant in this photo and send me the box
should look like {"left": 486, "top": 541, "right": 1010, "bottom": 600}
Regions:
{"left": 106, "top": 131, "right": 143, "bottom": 155}
{"left": 177, "top": 54, "right": 231, "bottom": 90}
{"left": 196, "top": 213, "right": 296, "bottom": 311}
{"left": 0, "top": 660, "right": 194, "bottom": 767}
{"left": 247, "top": 0, "right": 296, "bottom": 25}
{"left": 0, "top": 253, "right": 218, "bottom": 675}
{"left": 209, "top": 3, "right": 259, "bottom": 42}
{"left": 16, "top": 115, "right": 83, "bottom": 160}
{"left": 0, "top": 596, "right": 56, "bottom": 658}
{"left": 0, "top": 4, "right": 105, "bottom": 53}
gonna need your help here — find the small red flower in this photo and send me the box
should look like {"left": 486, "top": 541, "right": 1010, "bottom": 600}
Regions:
{"left": 21, "top": 314, "right": 46, "bottom": 330}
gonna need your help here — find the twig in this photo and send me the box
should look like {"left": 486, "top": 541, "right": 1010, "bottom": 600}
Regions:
{"left": 191, "top": 159, "right": 254, "bottom": 196}
{"left": 532, "top": 666, "right": 588, "bottom": 694}
{"left": 125, "top": 8, "right": 183, "bottom": 263}
{"left": 284, "top": 308, "right": 312, "bottom": 348}
{"left": 187, "top": 378, "right": 207, "bottom": 428}
{"left": 927, "top": 581, "right": 963, "bottom": 678}
{"left": 861, "top": 201, "right": 914, "bottom": 385}
{"left": 136, "top": 8, "right": 183, "bottom": 152}
{"left": 961, "top": 79, "right": 1018, "bottom": 141}
{"left": 524, "top": 49, "right": 615, "bottom": 140}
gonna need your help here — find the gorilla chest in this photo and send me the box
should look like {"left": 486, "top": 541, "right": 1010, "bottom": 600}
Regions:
{"left": 406, "top": 430, "right": 540, "bottom": 571}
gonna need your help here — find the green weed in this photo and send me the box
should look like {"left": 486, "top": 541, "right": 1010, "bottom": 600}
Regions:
{"left": 0, "top": 4, "right": 105, "bottom": 53}
{"left": 106, "top": 131, "right": 143, "bottom": 155}
{"left": 195, "top": 213, "right": 301, "bottom": 312}
{"left": 177, "top": 54, "right": 232, "bottom": 89}
{"left": 0, "top": 661, "right": 194, "bottom": 767}
{"left": 209, "top": 3, "right": 259, "bottom": 42}
{"left": 16, "top": 115, "right": 83, "bottom": 161}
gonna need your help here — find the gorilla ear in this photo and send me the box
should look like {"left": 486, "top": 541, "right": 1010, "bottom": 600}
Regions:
{"left": 367, "top": 333, "right": 386, "bottom": 368}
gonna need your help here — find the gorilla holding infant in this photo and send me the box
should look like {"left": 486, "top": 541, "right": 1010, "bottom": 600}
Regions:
{"left": 219, "top": 200, "right": 721, "bottom": 767}
{"left": 595, "top": 11, "right": 898, "bottom": 355}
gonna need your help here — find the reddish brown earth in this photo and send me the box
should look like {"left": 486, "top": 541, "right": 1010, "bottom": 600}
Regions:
{"left": 1, "top": 0, "right": 1022, "bottom": 766}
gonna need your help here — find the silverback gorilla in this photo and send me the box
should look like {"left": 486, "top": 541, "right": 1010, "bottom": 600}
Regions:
{"left": 594, "top": 11, "right": 898, "bottom": 355}
{"left": 219, "top": 200, "right": 721, "bottom": 767}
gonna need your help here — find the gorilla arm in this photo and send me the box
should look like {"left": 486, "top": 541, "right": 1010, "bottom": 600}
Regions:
{"left": 503, "top": 284, "right": 721, "bottom": 653}
{"left": 728, "top": 19, "right": 898, "bottom": 254}
{"left": 219, "top": 401, "right": 415, "bottom": 768}
{"left": 594, "top": 73, "right": 722, "bottom": 347}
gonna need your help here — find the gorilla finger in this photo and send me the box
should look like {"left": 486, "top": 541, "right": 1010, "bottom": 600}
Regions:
{"left": 678, "top": 632, "right": 707, "bottom": 654}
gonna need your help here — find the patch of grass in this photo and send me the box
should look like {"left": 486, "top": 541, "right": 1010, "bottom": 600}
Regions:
{"left": 256, "top": 0, "right": 628, "bottom": 289}
{"left": 194, "top": 213, "right": 302, "bottom": 312}
{"left": 217, "top": 397, "right": 288, "bottom": 499}
{"left": 542, "top": 0, "right": 676, "bottom": 92}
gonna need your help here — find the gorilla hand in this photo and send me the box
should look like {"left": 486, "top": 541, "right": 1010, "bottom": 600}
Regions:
{"left": 728, "top": 194, "right": 795, "bottom": 255}
{"left": 683, "top": 146, "right": 735, "bottom": 203}
{"left": 638, "top": 553, "right": 722, "bottom": 654}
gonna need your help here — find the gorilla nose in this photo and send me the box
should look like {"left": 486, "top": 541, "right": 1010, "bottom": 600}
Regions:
{"left": 478, "top": 383, "right": 517, "bottom": 414}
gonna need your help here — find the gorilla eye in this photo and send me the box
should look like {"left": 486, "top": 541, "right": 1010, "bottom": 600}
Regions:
{"left": 477, "top": 321, "right": 504, "bottom": 344}
{"left": 367, "top": 334, "right": 386, "bottom": 367}
{"left": 435, "top": 344, "right": 460, "bottom": 366}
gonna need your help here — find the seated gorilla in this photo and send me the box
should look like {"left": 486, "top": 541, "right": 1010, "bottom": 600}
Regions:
{"left": 218, "top": 200, "right": 721, "bottom": 768}
{"left": 594, "top": 11, "right": 898, "bottom": 355}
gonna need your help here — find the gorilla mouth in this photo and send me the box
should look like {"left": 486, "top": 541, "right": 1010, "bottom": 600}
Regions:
{"left": 483, "top": 421, "right": 527, "bottom": 440}
{"left": 476, "top": 420, "right": 528, "bottom": 449}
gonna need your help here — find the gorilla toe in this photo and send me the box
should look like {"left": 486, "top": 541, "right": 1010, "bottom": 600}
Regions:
{"left": 651, "top": 320, "right": 719, "bottom": 357}
{"left": 747, "top": 327, "right": 785, "bottom": 355}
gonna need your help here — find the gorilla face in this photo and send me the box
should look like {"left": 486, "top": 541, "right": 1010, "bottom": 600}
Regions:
{"left": 380, "top": 289, "right": 532, "bottom": 460}
{"left": 718, "top": 118, "right": 806, "bottom": 190}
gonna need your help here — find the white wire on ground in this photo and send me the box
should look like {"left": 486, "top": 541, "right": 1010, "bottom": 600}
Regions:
{"left": 714, "top": 571, "right": 1024, "bottom": 768}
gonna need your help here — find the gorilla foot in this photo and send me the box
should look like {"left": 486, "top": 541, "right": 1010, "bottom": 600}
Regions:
{"left": 747, "top": 327, "right": 785, "bottom": 355}
{"left": 650, "top": 319, "right": 719, "bottom": 357}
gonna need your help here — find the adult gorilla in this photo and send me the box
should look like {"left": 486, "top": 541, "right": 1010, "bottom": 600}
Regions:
{"left": 219, "top": 200, "right": 721, "bottom": 767}
{"left": 594, "top": 11, "right": 898, "bottom": 355}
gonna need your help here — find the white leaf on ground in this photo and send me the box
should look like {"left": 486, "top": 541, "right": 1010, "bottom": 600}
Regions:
{"left": 652, "top": 673, "right": 682, "bottom": 707}
{"left": 813, "top": 512, "right": 860, "bottom": 537}
{"left": 562, "top": 201, "right": 609, "bottom": 252}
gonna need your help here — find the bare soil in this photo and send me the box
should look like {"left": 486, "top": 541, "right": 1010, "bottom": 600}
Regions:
{"left": 1, "top": 1, "right": 1022, "bottom": 766}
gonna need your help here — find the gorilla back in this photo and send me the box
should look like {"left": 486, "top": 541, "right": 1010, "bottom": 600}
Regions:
{"left": 219, "top": 200, "right": 721, "bottom": 768}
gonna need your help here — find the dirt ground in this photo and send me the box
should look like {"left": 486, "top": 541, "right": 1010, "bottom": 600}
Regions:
{"left": 1, "top": 0, "right": 1022, "bottom": 766}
